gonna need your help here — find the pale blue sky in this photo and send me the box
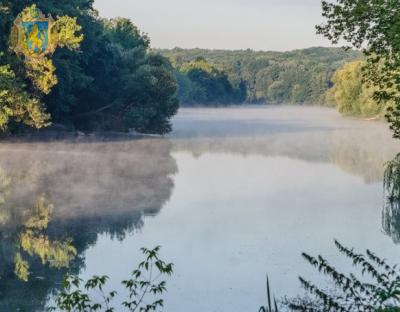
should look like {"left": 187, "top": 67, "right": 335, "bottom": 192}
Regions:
{"left": 94, "top": 0, "right": 336, "bottom": 51}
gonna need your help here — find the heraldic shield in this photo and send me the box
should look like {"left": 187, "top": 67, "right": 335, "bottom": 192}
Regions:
{"left": 10, "top": 7, "right": 57, "bottom": 58}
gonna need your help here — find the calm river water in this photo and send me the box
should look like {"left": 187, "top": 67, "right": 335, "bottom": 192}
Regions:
{"left": 0, "top": 106, "right": 400, "bottom": 311}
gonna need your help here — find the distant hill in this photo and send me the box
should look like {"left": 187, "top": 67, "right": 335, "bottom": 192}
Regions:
{"left": 157, "top": 47, "right": 362, "bottom": 105}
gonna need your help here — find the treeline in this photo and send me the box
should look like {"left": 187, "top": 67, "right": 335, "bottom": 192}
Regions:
{"left": 174, "top": 57, "right": 246, "bottom": 105}
{"left": 0, "top": 1, "right": 178, "bottom": 134}
{"left": 159, "top": 47, "right": 361, "bottom": 105}
{"left": 161, "top": 47, "right": 390, "bottom": 119}
{"left": 0, "top": 1, "right": 386, "bottom": 134}
{"left": 326, "top": 60, "right": 388, "bottom": 118}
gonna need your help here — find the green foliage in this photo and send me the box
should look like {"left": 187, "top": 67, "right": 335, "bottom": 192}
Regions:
{"left": 50, "top": 246, "right": 174, "bottom": 312}
{"left": 54, "top": 15, "right": 84, "bottom": 50}
{"left": 14, "top": 252, "right": 29, "bottom": 282}
{"left": 287, "top": 241, "right": 400, "bottom": 311}
{"left": 0, "top": 3, "right": 83, "bottom": 132}
{"left": 316, "top": 0, "right": 400, "bottom": 138}
{"left": 0, "top": 2, "right": 178, "bottom": 135}
{"left": 159, "top": 47, "right": 360, "bottom": 105}
{"left": 175, "top": 57, "right": 246, "bottom": 105}
{"left": 24, "top": 57, "right": 58, "bottom": 95}
{"left": 50, "top": 275, "right": 116, "bottom": 312}
{"left": 17, "top": 5, "right": 82, "bottom": 95}
{"left": 104, "top": 18, "right": 149, "bottom": 50}
{"left": 327, "top": 60, "right": 387, "bottom": 118}
{"left": 0, "top": 63, "right": 50, "bottom": 132}
{"left": 46, "top": 15, "right": 179, "bottom": 134}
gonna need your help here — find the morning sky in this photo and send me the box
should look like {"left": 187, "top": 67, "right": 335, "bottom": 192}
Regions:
{"left": 94, "top": 0, "right": 336, "bottom": 51}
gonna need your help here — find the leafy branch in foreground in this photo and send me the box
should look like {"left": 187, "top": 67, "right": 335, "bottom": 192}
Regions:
{"left": 316, "top": 0, "right": 400, "bottom": 138}
{"left": 49, "top": 246, "right": 173, "bottom": 312}
{"left": 287, "top": 241, "right": 400, "bottom": 312}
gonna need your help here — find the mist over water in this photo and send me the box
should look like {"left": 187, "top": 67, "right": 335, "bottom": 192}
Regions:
{"left": 0, "top": 137, "right": 177, "bottom": 311}
{"left": 172, "top": 106, "right": 400, "bottom": 182}
{"left": 0, "top": 106, "right": 399, "bottom": 311}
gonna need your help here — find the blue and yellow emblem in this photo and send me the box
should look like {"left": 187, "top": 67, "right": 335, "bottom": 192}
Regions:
{"left": 21, "top": 21, "right": 49, "bottom": 54}
{"left": 10, "top": 7, "right": 57, "bottom": 58}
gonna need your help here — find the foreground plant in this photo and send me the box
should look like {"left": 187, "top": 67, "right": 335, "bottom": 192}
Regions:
{"left": 287, "top": 241, "right": 400, "bottom": 311}
{"left": 49, "top": 246, "right": 173, "bottom": 312}
{"left": 259, "top": 276, "right": 279, "bottom": 312}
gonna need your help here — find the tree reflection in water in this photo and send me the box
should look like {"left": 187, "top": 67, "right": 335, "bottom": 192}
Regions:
{"left": 15, "top": 195, "right": 77, "bottom": 282}
{"left": 0, "top": 136, "right": 177, "bottom": 311}
{"left": 382, "top": 200, "right": 400, "bottom": 244}
{"left": 383, "top": 153, "right": 400, "bottom": 244}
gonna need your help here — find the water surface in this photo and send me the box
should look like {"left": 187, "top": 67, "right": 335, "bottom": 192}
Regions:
{"left": 0, "top": 106, "right": 399, "bottom": 311}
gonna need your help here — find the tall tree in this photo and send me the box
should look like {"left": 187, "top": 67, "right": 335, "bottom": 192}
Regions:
{"left": 0, "top": 1, "right": 179, "bottom": 134}
{"left": 327, "top": 60, "right": 386, "bottom": 117}
{"left": 316, "top": 0, "right": 400, "bottom": 137}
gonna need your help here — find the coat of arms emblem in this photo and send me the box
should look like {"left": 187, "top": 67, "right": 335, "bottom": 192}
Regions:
{"left": 10, "top": 7, "right": 57, "bottom": 58}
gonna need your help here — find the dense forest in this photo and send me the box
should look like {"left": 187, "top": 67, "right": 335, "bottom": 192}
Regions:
{"left": 159, "top": 47, "right": 361, "bottom": 106}
{"left": 0, "top": 1, "right": 393, "bottom": 135}
{"left": 173, "top": 57, "right": 246, "bottom": 105}
{"left": 0, "top": 1, "right": 179, "bottom": 134}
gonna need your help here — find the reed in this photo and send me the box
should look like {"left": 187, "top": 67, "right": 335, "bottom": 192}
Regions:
{"left": 259, "top": 275, "right": 279, "bottom": 312}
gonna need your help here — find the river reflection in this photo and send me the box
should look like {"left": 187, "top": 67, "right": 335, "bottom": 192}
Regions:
{"left": 1, "top": 106, "right": 400, "bottom": 312}
{"left": 0, "top": 137, "right": 177, "bottom": 311}
{"left": 172, "top": 106, "right": 400, "bottom": 183}
{"left": 382, "top": 200, "right": 400, "bottom": 244}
